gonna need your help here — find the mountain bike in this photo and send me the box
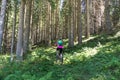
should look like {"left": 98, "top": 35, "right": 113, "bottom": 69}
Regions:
{"left": 56, "top": 48, "right": 63, "bottom": 64}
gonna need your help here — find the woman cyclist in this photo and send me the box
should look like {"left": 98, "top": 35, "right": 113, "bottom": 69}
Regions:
{"left": 56, "top": 39, "right": 64, "bottom": 63}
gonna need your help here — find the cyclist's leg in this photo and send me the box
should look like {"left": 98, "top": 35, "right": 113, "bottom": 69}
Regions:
{"left": 56, "top": 48, "right": 60, "bottom": 61}
{"left": 59, "top": 48, "right": 63, "bottom": 63}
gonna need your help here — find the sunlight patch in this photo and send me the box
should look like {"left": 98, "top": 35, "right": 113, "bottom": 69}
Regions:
{"left": 114, "top": 31, "right": 120, "bottom": 38}
{"left": 0, "top": 55, "right": 9, "bottom": 60}
{"left": 83, "top": 36, "right": 97, "bottom": 43}
{"left": 72, "top": 47, "right": 98, "bottom": 60}
{"left": 31, "top": 52, "right": 37, "bottom": 56}
{"left": 31, "top": 52, "right": 39, "bottom": 60}
{"left": 45, "top": 48, "right": 56, "bottom": 52}
{"left": 82, "top": 47, "right": 98, "bottom": 57}
{"left": 65, "top": 47, "right": 99, "bottom": 63}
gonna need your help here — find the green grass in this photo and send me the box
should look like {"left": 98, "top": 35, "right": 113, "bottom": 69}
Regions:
{"left": 0, "top": 34, "right": 120, "bottom": 80}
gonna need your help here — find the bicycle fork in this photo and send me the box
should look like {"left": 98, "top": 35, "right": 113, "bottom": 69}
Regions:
{"left": 56, "top": 51, "right": 63, "bottom": 64}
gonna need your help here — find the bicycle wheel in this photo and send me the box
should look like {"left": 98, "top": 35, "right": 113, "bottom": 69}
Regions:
{"left": 59, "top": 53, "right": 63, "bottom": 63}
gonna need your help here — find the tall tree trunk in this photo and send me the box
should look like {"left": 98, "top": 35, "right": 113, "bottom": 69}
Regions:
{"left": 73, "top": 0, "right": 77, "bottom": 41}
{"left": 3, "top": 4, "right": 9, "bottom": 53}
{"left": 85, "top": 0, "right": 90, "bottom": 38}
{"left": 77, "top": 0, "right": 82, "bottom": 45}
{"left": 105, "top": 0, "right": 112, "bottom": 34}
{"left": 38, "top": 20, "right": 41, "bottom": 42}
{"left": 0, "top": 0, "right": 7, "bottom": 53}
{"left": 35, "top": 24, "right": 38, "bottom": 44}
{"left": 119, "top": 0, "right": 120, "bottom": 22}
{"left": 16, "top": 0, "right": 25, "bottom": 61}
{"left": 47, "top": 1, "right": 51, "bottom": 46}
{"left": 92, "top": 1, "right": 96, "bottom": 34}
{"left": 24, "top": 0, "right": 32, "bottom": 53}
{"left": 89, "top": 0, "right": 94, "bottom": 34}
{"left": 29, "top": 0, "right": 34, "bottom": 50}
{"left": 11, "top": 0, "right": 17, "bottom": 62}
{"left": 52, "top": 12, "right": 54, "bottom": 40}
{"left": 94, "top": 1, "right": 99, "bottom": 34}
{"left": 51, "top": 12, "right": 54, "bottom": 40}
{"left": 68, "top": 0, "right": 74, "bottom": 47}
{"left": 55, "top": 0, "right": 59, "bottom": 41}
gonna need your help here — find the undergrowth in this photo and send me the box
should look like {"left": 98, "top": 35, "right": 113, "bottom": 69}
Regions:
{"left": 0, "top": 34, "right": 120, "bottom": 80}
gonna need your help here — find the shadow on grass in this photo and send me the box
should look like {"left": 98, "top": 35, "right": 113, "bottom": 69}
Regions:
{"left": 64, "top": 35, "right": 120, "bottom": 54}
{"left": 30, "top": 35, "right": 118, "bottom": 80}
{"left": 40, "top": 35, "right": 120, "bottom": 80}
{"left": 22, "top": 44, "right": 120, "bottom": 80}
{"left": 0, "top": 35, "right": 120, "bottom": 80}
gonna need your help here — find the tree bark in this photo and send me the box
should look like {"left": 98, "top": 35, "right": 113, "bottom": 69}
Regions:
{"left": 77, "top": 0, "right": 82, "bottom": 45}
{"left": 24, "top": 0, "right": 32, "bottom": 53}
{"left": 105, "top": 0, "right": 112, "bottom": 34}
{"left": 16, "top": 0, "right": 25, "bottom": 61}
{"left": 3, "top": 4, "right": 9, "bottom": 53}
{"left": 0, "top": 0, "right": 7, "bottom": 53}
{"left": 85, "top": 0, "right": 90, "bottom": 38}
{"left": 11, "top": 0, "right": 17, "bottom": 62}
{"left": 68, "top": 0, "right": 74, "bottom": 47}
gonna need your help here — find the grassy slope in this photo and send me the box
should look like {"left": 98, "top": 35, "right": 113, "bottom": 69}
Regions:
{"left": 0, "top": 34, "right": 120, "bottom": 80}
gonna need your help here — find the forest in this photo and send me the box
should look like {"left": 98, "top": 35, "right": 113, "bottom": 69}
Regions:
{"left": 0, "top": 0, "right": 120, "bottom": 80}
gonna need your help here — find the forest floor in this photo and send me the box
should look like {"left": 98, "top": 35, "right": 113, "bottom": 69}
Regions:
{"left": 0, "top": 32, "right": 120, "bottom": 80}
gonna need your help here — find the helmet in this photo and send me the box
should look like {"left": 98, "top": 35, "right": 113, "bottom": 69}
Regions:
{"left": 58, "top": 40, "right": 63, "bottom": 46}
